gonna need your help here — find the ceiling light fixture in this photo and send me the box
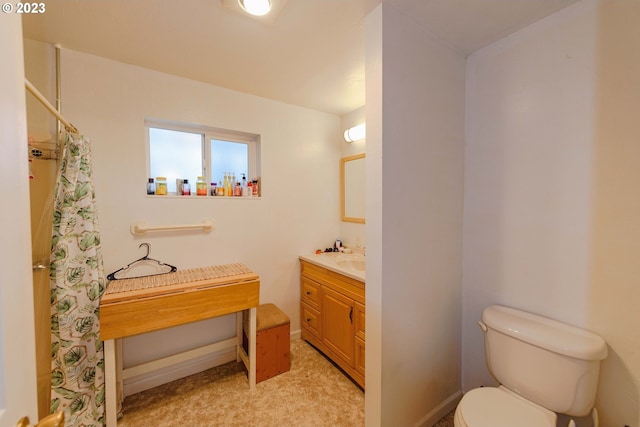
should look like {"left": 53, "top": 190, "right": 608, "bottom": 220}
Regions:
{"left": 238, "top": 0, "right": 271, "bottom": 16}
{"left": 344, "top": 123, "right": 366, "bottom": 143}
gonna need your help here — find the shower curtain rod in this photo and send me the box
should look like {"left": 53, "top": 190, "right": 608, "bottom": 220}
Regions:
{"left": 24, "top": 78, "right": 79, "bottom": 134}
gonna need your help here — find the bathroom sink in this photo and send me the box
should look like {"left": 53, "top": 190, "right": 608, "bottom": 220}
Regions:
{"left": 336, "top": 255, "right": 365, "bottom": 272}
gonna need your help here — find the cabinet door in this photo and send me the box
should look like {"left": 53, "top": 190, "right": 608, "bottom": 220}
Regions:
{"left": 322, "top": 286, "right": 355, "bottom": 366}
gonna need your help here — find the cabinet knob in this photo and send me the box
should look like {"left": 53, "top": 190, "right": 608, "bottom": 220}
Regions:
{"left": 306, "top": 318, "right": 312, "bottom": 322}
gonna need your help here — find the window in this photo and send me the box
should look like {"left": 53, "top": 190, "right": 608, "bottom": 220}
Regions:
{"left": 149, "top": 128, "right": 203, "bottom": 193}
{"left": 147, "top": 121, "right": 260, "bottom": 195}
{"left": 210, "top": 139, "right": 248, "bottom": 187}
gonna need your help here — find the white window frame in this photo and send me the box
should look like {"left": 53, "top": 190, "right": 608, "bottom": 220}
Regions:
{"left": 145, "top": 119, "right": 261, "bottom": 195}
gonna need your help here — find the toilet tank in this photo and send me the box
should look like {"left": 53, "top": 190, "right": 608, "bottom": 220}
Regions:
{"left": 481, "top": 305, "right": 608, "bottom": 416}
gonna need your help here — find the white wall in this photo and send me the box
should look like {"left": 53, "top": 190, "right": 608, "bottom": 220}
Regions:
{"left": 367, "top": 4, "right": 466, "bottom": 426}
{"left": 0, "top": 15, "right": 39, "bottom": 425}
{"left": 463, "top": 0, "right": 597, "bottom": 387}
{"left": 587, "top": 0, "right": 640, "bottom": 423}
{"left": 23, "top": 43, "right": 343, "bottom": 392}
{"left": 463, "top": 1, "right": 639, "bottom": 425}
{"left": 364, "top": 7, "right": 382, "bottom": 426}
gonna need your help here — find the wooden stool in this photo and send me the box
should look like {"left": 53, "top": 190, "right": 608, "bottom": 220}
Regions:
{"left": 243, "top": 303, "right": 290, "bottom": 383}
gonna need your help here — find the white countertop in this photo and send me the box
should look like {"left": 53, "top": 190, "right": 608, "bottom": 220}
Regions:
{"left": 299, "top": 252, "right": 365, "bottom": 282}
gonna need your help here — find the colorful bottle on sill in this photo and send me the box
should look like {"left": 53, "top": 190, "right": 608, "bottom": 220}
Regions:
{"left": 241, "top": 173, "right": 248, "bottom": 197}
{"left": 182, "top": 179, "right": 191, "bottom": 196}
{"left": 155, "top": 177, "right": 167, "bottom": 195}
{"left": 234, "top": 182, "right": 242, "bottom": 197}
{"left": 224, "top": 173, "right": 232, "bottom": 197}
{"left": 231, "top": 173, "right": 237, "bottom": 196}
{"left": 196, "top": 176, "right": 207, "bottom": 196}
{"left": 210, "top": 182, "right": 217, "bottom": 196}
{"left": 252, "top": 179, "right": 259, "bottom": 197}
{"left": 247, "top": 181, "right": 253, "bottom": 197}
{"left": 147, "top": 178, "right": 155, "bottom": 195}
{"left": 217, "top": 180, "right": 225, "bottom": 196}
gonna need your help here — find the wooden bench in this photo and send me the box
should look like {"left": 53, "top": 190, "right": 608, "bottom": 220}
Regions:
{"left": 243, "top": 303, "right": 290, "bottom": 383}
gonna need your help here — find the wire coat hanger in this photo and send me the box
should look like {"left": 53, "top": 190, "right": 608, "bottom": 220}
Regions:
{"left": 106, "top": 243, "right": 177, "bottom": 281}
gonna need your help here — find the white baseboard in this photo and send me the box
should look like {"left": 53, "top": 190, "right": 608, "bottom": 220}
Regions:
{"left": 123, "top": 331, "right": 302, "bottom": 397}
{"left": 123, "top": 347, "right": 237, "bottom": 397}
{"left": 414, "top": 391, "right": 462, "bottom": 427}
{"left": 290, "top": 328, "right": 301, "bottom": 340}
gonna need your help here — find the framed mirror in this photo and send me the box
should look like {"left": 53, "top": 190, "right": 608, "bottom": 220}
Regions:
{"left": 341, "top": 153, "right": 365, "bottom": 223}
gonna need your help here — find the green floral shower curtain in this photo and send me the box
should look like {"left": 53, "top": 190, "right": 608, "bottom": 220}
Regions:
{"left": 50, "top": 132, "right": 106, "bottom": 426}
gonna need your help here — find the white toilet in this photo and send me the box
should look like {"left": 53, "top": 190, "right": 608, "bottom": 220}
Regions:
{"left": 455, "top": 305, "right": 608, "bottom": 427}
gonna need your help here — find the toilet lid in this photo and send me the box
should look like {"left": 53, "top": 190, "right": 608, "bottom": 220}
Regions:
{"left": 458, "top": 387, "right": 556, "bottom": 427}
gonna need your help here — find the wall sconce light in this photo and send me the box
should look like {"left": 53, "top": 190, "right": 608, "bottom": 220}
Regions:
{"left": 343, "top": 123, "right": 366, "bottom": 143}
{"left": 238, "top": 0, "right": 271, "bottom": 16}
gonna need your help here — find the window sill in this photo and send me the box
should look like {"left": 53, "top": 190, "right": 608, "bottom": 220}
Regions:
{"left": 147, "top": 194, "right": 261, "bottom": 199}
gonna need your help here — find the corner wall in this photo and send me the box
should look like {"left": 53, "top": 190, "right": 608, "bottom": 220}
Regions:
{"left": 588, "top": 0, "right": 640, "bottom": 422}
{"left": 0, "top": 15, "right": 39, "bottom": 424}
{"left": 364, "top": 7, "right": 382, "bottom": 426}
{"left": 463, "top": 1, "right": 639, "bottom": 424}
{"left": 368, "top": 4, "right": 466, "bottom": 425}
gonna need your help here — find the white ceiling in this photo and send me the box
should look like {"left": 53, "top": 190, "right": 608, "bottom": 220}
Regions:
{"left": 22, "top": 0, "right": 581, "bottom": 116}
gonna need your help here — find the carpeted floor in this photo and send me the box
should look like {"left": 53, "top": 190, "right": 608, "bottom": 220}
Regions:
{"left": 434, "top": 410, "right": 454, "bottom": 427}
{"left": 118, "top": 339, "right": 454, "bottom": 427}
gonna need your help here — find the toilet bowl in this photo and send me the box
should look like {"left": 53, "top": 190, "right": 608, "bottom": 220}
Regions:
{"left": 454, "top": 386, "right": 556, "bottom": 427}
{"left": 454, "top": 305, "right": 607, "bottom": 427}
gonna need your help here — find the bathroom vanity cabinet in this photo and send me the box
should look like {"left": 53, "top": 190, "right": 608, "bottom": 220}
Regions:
{"left": 300, "top": 259, "right": 365, "bottom": 388}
